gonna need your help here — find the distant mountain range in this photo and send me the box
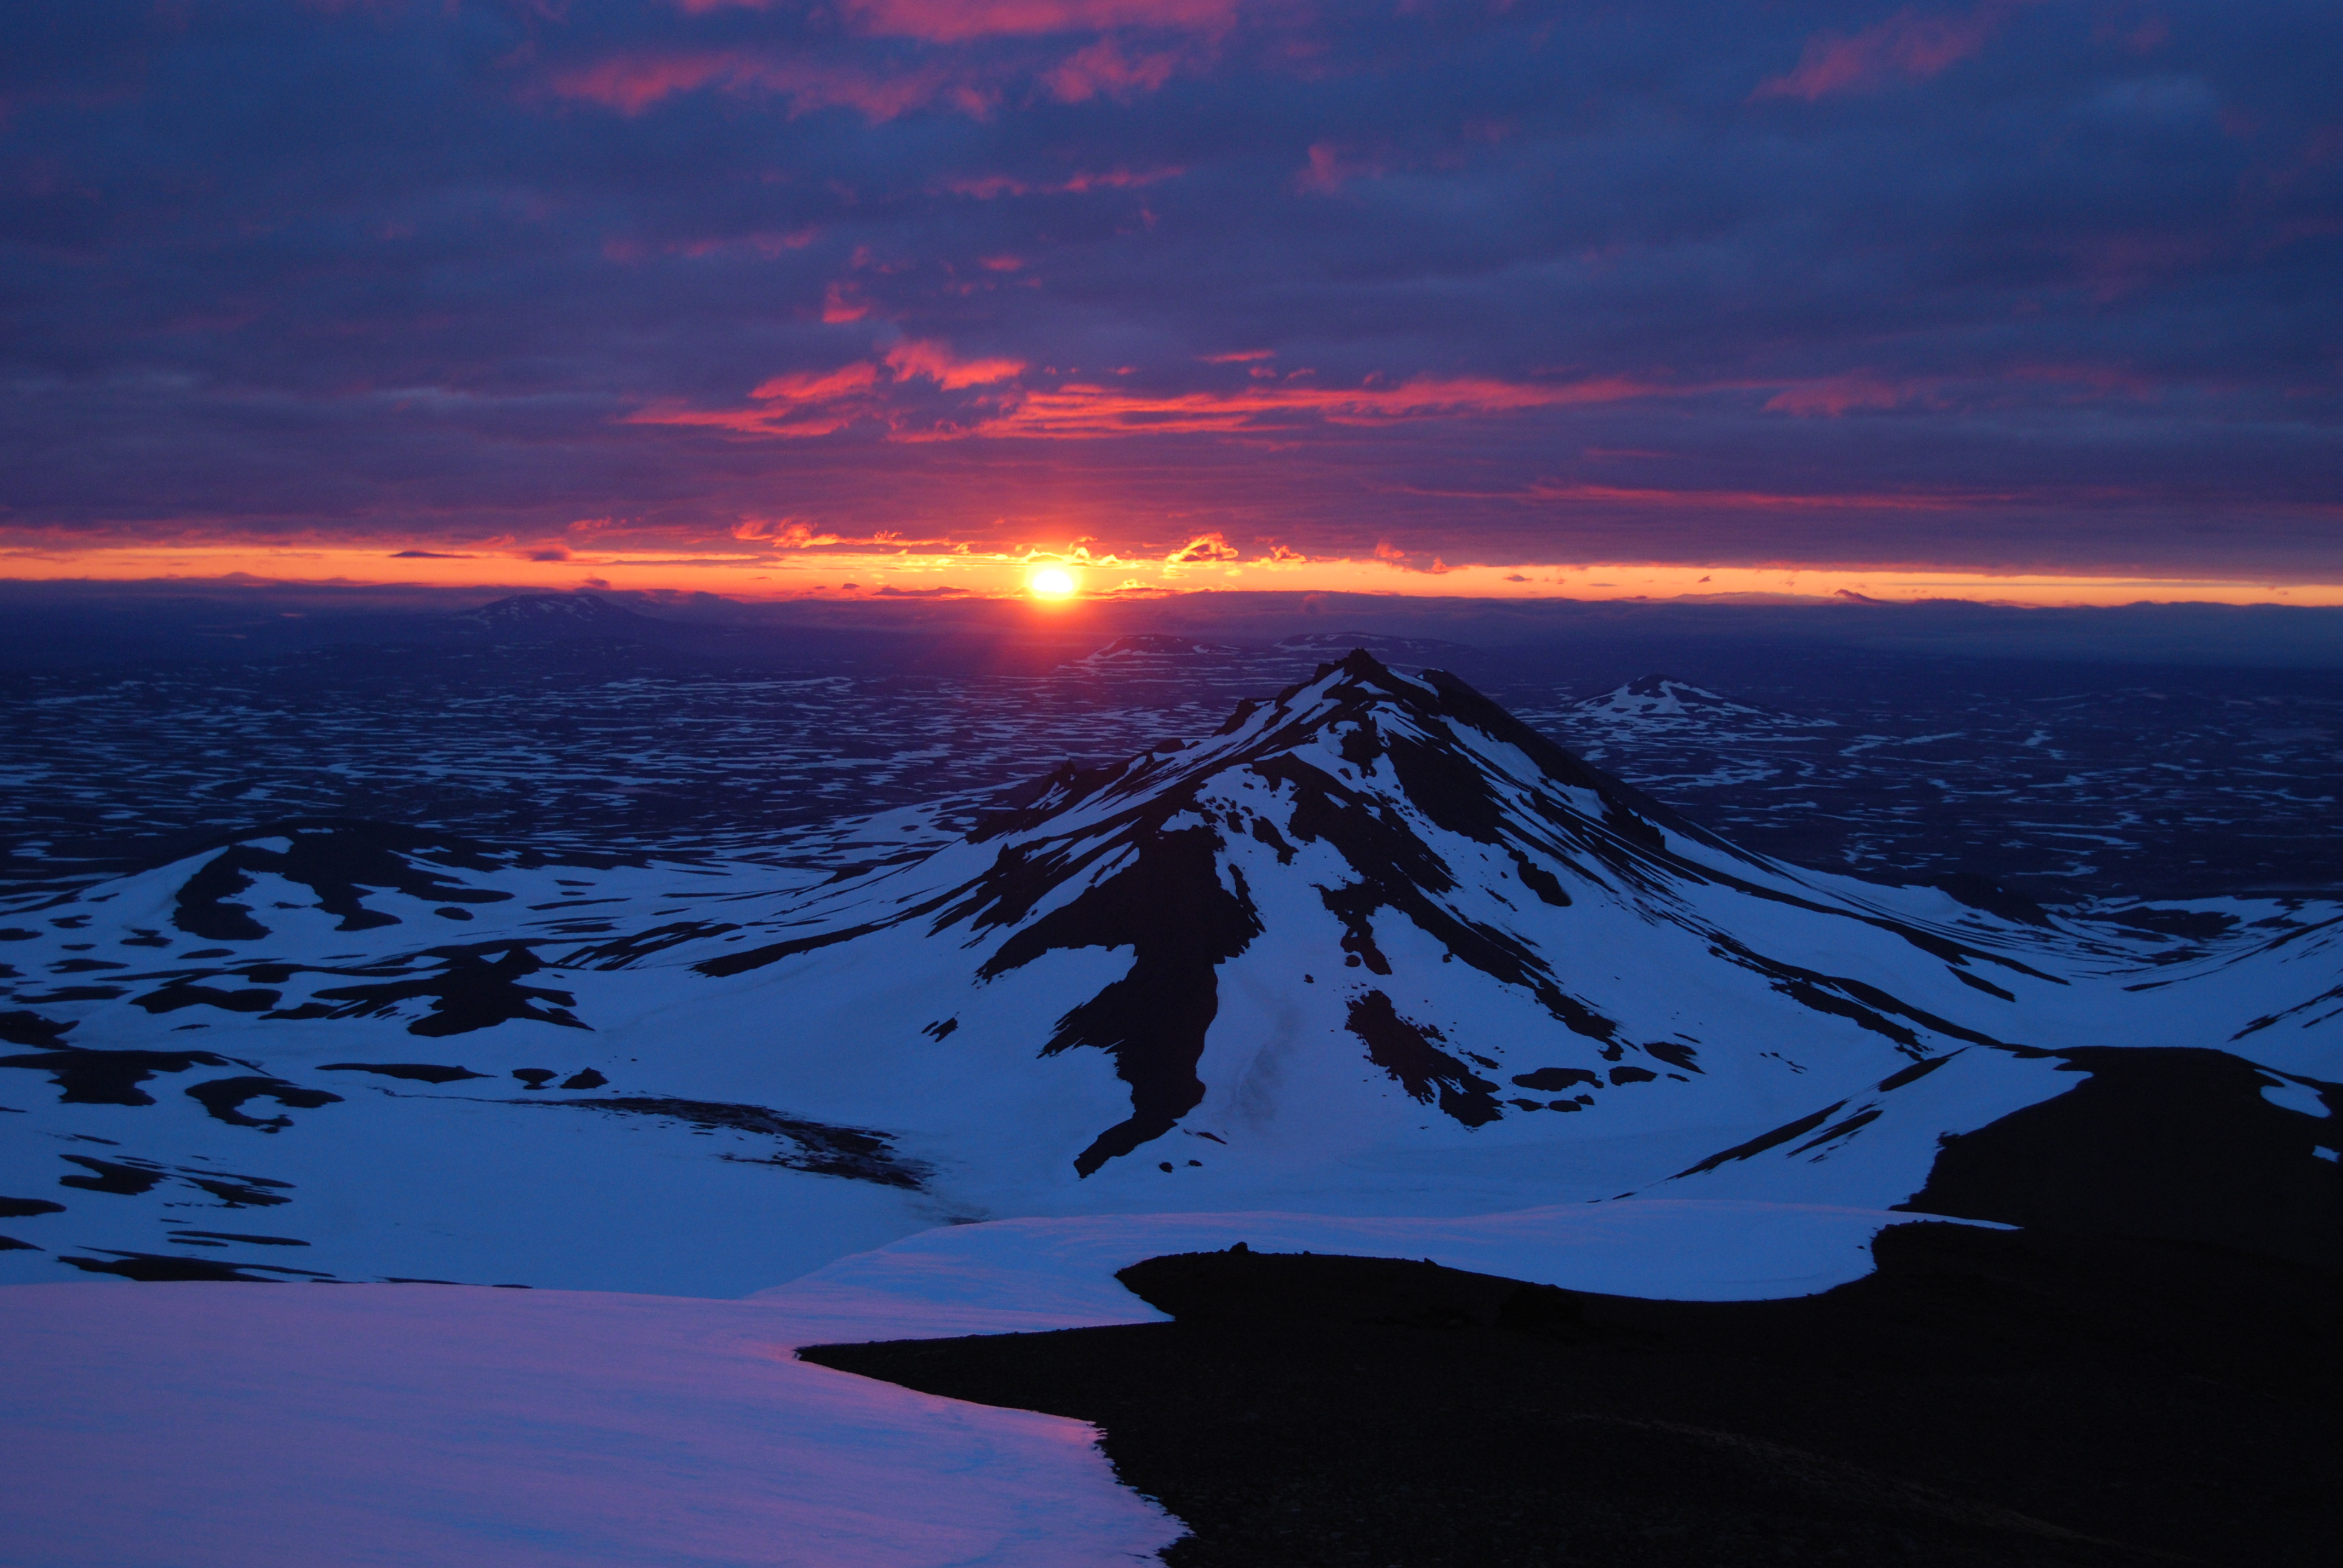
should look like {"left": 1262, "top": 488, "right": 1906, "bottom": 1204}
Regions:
{"left": 2, "top": 652, "right": 2335, "bottom": 1292}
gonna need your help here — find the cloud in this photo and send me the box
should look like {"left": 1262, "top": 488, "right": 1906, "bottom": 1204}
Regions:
{"left": 628, "top": 367, "right": 1662, "bottom": 444}
{"left": 985, "top": 374, "right": 1663, "bottom": 437}
{"left": 667, "top": 0, "right": 1239, "bottom": 35}
{"left": 835, "top": 0, "right": 1242, "bottom": 43}
{"left": 1763, "top": 373, "right": 1942, "bottom": 416}
{"left": 939, "top": 166, "right": 1185, "bottom": 198}
{"left": 751, "top": 365, "right": 883, "bottom": 403}
{"left": 1040, "top": 39, "right": 1186, "bottom": 102}
{"left": 627, "top": 342, "right": 1027, "bottom": 437}
{"left": 1751, "top": 4, "right": 2017, "bottom": 102}
{"left": 1294, "top": 142, "right": 1378, "bottom": 195}
{"left": 547, "top": 51, "right": 1002, "bottom": 122}
{"left": 1519, "top": 481, "right": 1998, "bottom": 514}
{"left": 1167, "top": 532, "right": 1239, "bottom": 562}
{"left": 882, "top": 340, "right": 1026, "bottom": 390}
{"left": 732, "top": 518, "right": 845, "bottom": 546}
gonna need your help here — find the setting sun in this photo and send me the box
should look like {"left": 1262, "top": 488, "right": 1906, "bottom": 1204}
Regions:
{"left": 1029, "top": 567, "right": 1078, "bottom": 598}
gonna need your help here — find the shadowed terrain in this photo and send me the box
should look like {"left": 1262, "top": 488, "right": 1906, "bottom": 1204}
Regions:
{"left": 808, "top": 1224, "right": 2341, "bottom": 1567}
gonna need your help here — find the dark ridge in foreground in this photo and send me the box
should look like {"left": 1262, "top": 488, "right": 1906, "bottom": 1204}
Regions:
{"left": 806, "top": 1225, "right": 2341, "bottom": 1568}
{"left": 1901, "top": 1047, "right": 2342, "bottom": 1270}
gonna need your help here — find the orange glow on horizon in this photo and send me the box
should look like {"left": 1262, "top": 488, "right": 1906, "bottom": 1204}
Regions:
{"left": 4, "top": 540, "right": 2341, "bottom": 610}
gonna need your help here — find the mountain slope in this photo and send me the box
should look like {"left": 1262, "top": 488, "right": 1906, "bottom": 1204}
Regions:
{"left": 2, "top": 653, "right": 2336, "bottom": 1290}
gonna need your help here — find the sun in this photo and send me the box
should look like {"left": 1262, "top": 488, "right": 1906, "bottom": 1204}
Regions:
{"left": 1029, "top": 567, "right": 1078, "bottom": 598}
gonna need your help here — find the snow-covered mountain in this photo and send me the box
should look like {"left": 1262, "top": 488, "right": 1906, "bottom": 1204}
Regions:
{"left": 1574, "top": 673, "right": 1779, "bottom": 726}
{"left": 3, "top": 652, "right": 2336, "bottom": 1292}
{"left": 447, "top": 592, "right": 672, "bottom": 643}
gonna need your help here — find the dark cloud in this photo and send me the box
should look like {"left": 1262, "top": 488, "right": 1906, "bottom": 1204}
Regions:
{"left": 0, "top": 1, "right": 2336, "bottom": 574}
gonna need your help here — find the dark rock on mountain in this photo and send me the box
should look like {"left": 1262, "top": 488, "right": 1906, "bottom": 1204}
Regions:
{"left": 975, "top": 823, "right": 1263, "bottom": 1175}
{"left": 59, "top": 1155, "right": 168, "bottom": 1195}
{"left": 283, "top": 944, "right": 587, "bottom": 1036}
{"left": 166, "top": 820, "right": 523, "bottom": 941}
{"left": 1346, "top": 991, "right": 1501, "bottom": 1128}
{"left": 0, "top": 1047, "right": 240, "bottom": 1106}
{"left": 184, "top": 1076, "right": 344, "bottom": 1131}
{"left": 58, "top": 1249, "right": 331, "bottom": 1282}
{"left": 133, "top": 982, "right": 280, "bottom": 1015}
{"left": 517, "top": 1095, "right": 931, "bottom": 1189}
{"left": 2103, "top": 905, "right": 2241, "bottom": 941}
{"left": 0, "top": 1010, "right": 75, "bottom": 1047}
{"left": 317, "top": 1062, "right": 488, "bottom": 1084}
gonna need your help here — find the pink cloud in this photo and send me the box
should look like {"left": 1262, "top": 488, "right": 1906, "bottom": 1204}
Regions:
{"left": 1058, "top": 165, "right": 1184, "bottom": 191}
{"left": 631, "top": 356, "right": 1659, "bottom": 443}
{"left": 1763, "top": 373, "right": 1941, "bottom": 416}
{"left": 623, "top": 402, "right": 856, "bottom": 438}
{"left": 732, "top": 517, "right": 845, "bottom": 546}
{"left": 750, "top": 364, "right": 882, "bottom": 403}
{"left": 2007, "top": 362, "right": 2161, "bottom": 400}
{"left": 940, "top": 166, "right": 1185, "bottom": 198}
{"left": 840, "top": 0, "right": 1240, "bottom": 42}
{"left": 1751, "top": 4, "right": 2017, "bottom": 102}
{"left": 629, "top": 342, "right": 1027, "bottom": 438}
{"left": 985, "top": 372, "right": 1659, "bottom": 436}
{"left": 1296, "top": 142, "right": 1380, "bottom": 195}
{"left": 673, "top": 228, "right": 820, "bottom": 259}
{"left": 670, "top": 0, "right": 1239, "bottom": 37}
{"left": 1523, "top": 480, "right": 1997, "bottom": 512}
{"left": 546, "top": 51, "right": 1000, "bottom": 122}
{"left": 552, "top": 53, "right": 741, "bottom": 116}
{"left": 883, "top": 340, "right": 1027, "bottom": 388}
{"left": 1040, "top": 39, "right": 1185, "bottom": 102}
{"left": 628, "top": 362, "right": 880, "bottom": 439}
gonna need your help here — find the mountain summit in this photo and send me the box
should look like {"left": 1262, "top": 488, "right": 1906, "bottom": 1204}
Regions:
{"left": 672, "top": 651, "right": 2019, "bottom": 1177}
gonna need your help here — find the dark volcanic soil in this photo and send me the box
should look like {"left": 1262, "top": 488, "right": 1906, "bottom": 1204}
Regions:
{"left": 805, "top": 1223, "right": 2341, "bottom": 1567}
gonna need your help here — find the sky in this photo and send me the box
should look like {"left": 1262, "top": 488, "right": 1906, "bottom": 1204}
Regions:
{"left": 1, "top": 1, "right": 2338, "bottom": 604}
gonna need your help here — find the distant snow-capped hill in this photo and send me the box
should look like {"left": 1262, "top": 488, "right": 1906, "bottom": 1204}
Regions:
{"left": 448, "top": 592, "right": 668, "bottom": 643}
{"left": 1075, "top": 634, "right": 1249, "bottom": 663}
{"left": 1504, "top": 673, "right": 1834, "bottom": 774}
{"left": 1576, "top": 674, "right": 1774, "bottom": 723}
{"left": 2, "top": 653, "right": 2336, "bottom": 1293}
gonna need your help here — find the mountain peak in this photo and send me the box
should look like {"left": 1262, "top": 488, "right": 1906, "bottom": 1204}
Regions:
{"left": 451, "top": 592, "right": 658, "bottom": 641}
{"left": 698, "top": 652, "right": 1764, "bottom": 1175}
{"left": 1577, "top": 675, "right": 1761, "bottom": 719}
